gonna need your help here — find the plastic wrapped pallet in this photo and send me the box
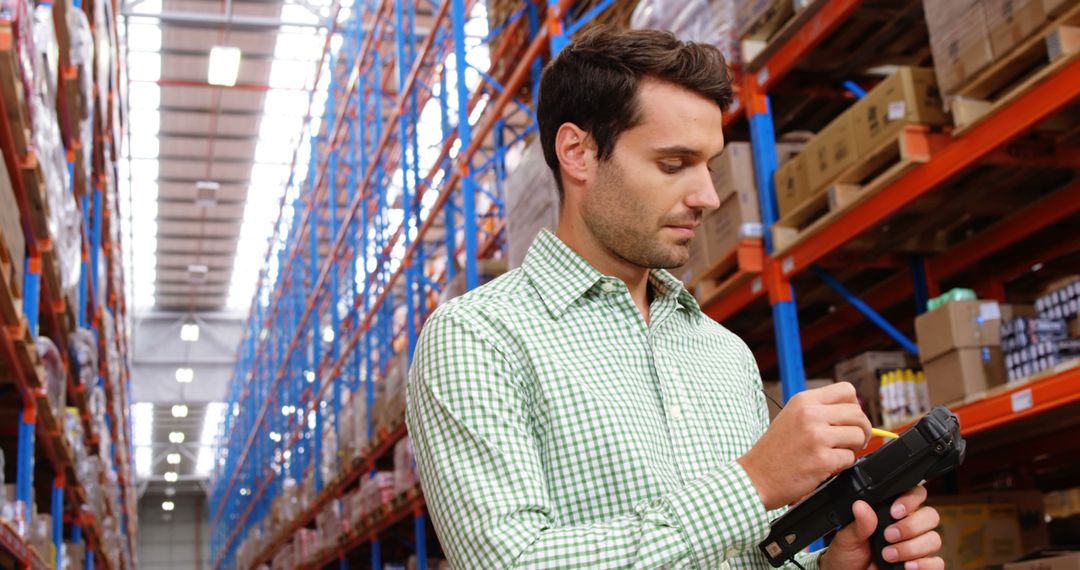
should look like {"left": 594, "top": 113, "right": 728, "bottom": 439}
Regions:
{"left": 630, "top": 0, "right": 740, "bottom": 67}
{"left": 393, "top": 436, "right": 418, "bottom": 496}
{"left": 36, "top": 337, "right": 67, "bottom": 420}
{"left": 505, "top": 140, "right": 559, "bottom": 270}
{"left": 30, "top": 6, "right": 81, "bottom": 296}
{"left": 358, "top": 472, "right": 395, "bottom": 517}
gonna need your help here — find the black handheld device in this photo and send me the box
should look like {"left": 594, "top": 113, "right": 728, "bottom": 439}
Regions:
{"left": 758, "top": 406, "right": 965, "bottom": 569}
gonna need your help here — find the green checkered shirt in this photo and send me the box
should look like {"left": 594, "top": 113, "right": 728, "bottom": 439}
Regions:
{"left": 407, "top": 229, "right": 821, "bottom": 569}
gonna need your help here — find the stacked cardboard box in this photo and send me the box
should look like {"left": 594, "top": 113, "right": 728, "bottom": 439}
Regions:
{"left": 393, "top": 436, "right": 418, "bottom": 496}
{"left": 923, "top": 0, "right": 1058, "bottom": 96}
{"left": 930, "top": 490, "right": 1050, "bottom": 569}
{"left": 775, "top": 67, "right": 948, "bottom": 219}
{"left": 374, "top": 352, "right": 408, "bottom": 432}
{"left": 916, "top": 299, "right": 1005, "bottom": 406}
{"left": 1007, "top": 551, "right": 1080, "bottom": 570}
{"left": 834, "top": 351, "right": 913, "bottom": 425}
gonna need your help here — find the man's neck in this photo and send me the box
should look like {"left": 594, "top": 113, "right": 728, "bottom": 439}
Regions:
{"left": 555, "top": 218, "right": 653, "bottom": 323}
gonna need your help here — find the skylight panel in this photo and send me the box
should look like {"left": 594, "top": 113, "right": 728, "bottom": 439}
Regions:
{"left": 127, "top": 52, "right": 162, "bottom": 82}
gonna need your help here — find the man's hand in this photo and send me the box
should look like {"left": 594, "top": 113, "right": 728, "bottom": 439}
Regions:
{"left": 821, "top": 485, "right": 943, "bottom": 570}
{"left": 738, "top": 382, "right": 871, "bottom": 510}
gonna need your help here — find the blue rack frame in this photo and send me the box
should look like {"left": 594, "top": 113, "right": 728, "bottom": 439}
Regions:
{"left": 208, "top": 1, "right": 622, "bottom": 568}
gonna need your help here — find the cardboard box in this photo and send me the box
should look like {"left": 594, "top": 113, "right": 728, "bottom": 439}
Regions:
{"left": 924, "top": 346, "right": 1006, "bottom": 406}
{"left": 930, "top": 490, "right": 1051, "bottom": 555}
{"left": 701, "top": 192, "right": 761, "bottom": 263}
{"left": 985, "top": 0, "right": 1047, "bottom": 58}
{"left": 804, "top": 112, "right": 858, "bottom": 194}
{"left": 1006, "top": 551, "right": 1080, "bottom": 570}
{"left": 850, "top": 67, "right": 950, "bottom": 152}
{"left": 915, "top": 299, "right": 1003, "bottom": 363}
{"left": 923, "top": 0, "right": 995, "bottom": 94}
{"left": 1043, "top": 0, "right": 1073, "bottom": 16}
{"left": 935, "top": 503, "right": 1024, "bottom": 569}
{"left": 775, "top": 154, "right": 809, "bottom": 218}
{"left": 709, "top": 142, "right": 757, "bottom": 205}
{"left": 834, "top": 351, "right": 912, "bottom": 425}
{"left": 1, "top": 173, "right": 25, "bottom": 297}
{"left": 1001, "top": 304, "right": 1038, "bottom": 321}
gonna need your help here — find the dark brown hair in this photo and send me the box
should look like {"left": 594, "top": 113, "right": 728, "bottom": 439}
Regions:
{"left": 537, "top": 26, "right": 734, "bottom": 201}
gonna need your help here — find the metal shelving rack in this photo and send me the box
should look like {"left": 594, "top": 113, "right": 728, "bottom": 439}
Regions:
{"left": 0, "top": 0, "right": 138, "bottom": 565}
{"left": 210, "top": 0, "right": 1080, "bottom": 568}
{"left": 209, "top": 0, "right": 618, "bottom": 568}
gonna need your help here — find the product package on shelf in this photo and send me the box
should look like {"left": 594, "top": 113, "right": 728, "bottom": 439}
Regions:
{"left": 315, "top": 499, "right": 345, "bottom": 553}
{"left": 357, "top": 471, "right": 395, "bottom": 520}
{"left": 1001, "top": 316, "right": 1073, "bottom": 381}
{"left": 393, "top": 436, "right": 417, "bottom": 496}
{"left": 71, "top": 328, "right": 98, "bottom": 386}
{"left": 294, "top": 527, "right": 318, "bottom": 564}
{"left": 35, "top": 336, "right": 67, "bottom": 419}
{"left": 271, "top": 541, "right": 295, "bottom": 570}
{"left": 1036, "top": 277, "right": 1080, "bottom": 321}
{"left": 374, "top": 352, "right": 408, "bottom": 432}
{"left": 630, "top": 0, "right": 740, "bottom": 67}
{"left": 834, "top": 351, "right": 914, "bottom": 426}
{"left": 29, "top": 6, "right": 81, "bottom": 298}
{"left": 915, "top": 296, "right": 1005, "bottom": 406}
{"left": 30, "top": 512, "right": 51, "bottom": 563}
{"left": 505, "top": 140, "right": 558, "bottom": 271}
{"left": 878, "top": 369, "right": 930, "bottom": 427}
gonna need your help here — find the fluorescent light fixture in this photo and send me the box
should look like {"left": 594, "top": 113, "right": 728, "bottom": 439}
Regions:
{"left": 166, "top": 453, "right": 181, "bottom": 465}
{"left": 132, "top": 403, "right": 154, "bottom": 447}
{"left": 239, "top": 488, "right": 250, "bottom": 496}
{"left": 175, "top": 368, "right": 194, "bottom": 384}
{"left": 195, "top": 181, "right": 219, "bottom": 208}
{"left": 321, "top": 326, "right": 334, "bottom": 343}
{"left": 163, "top": 471, "right": 178, "bottom": 483}
{"left": 269, "top": 431, "right": 281, "bottom": 442}
{"left": 180, "top": 322, "right": 200, "bottom": 342}
{"left": 135, "top": 446, "right": 152, "bottom": 477}
{"left": 188, "top": 264, "right": 209, "bottom": 284}
{"left": 164, "top": 487, "right": 176, "bottom": 497}
{"left": 171, "top": 405, "right": 189, "bottom": 418}
{"left": 161, "top": 501, "right": 175, "bottom": 511}
{"left": 168, "top": 431, "right": 185, "bottom": 444}
{"left": 196, "top": 446, "right": 214, "bottom": 476}
{"left": 208, "top": 46, "right": 242, "bottom": 87}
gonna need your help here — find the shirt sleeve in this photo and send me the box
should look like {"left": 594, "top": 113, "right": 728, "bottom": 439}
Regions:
{"left": 742, "top": 341, "right": 825, "bottom": 570}
{"left": 406, "top": 307, "right": 775, "bottom": 569}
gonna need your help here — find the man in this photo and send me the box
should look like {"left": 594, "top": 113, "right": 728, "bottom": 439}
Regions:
{"left": 407, "top": 27, "right": 943, "bottom": 569}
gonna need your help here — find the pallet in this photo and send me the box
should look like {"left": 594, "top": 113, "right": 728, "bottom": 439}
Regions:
{"left": 772, "top": 126, "right": 945, "bottom": 254}
{"left": 688, "top": 240, "right": 764, "bottom": 308}
{"left": 0, "top": 25, "right": 30, "bottom": 156}
{"left": 950, "top": 5, "right": 1080, "bottom": 135}
{"left": 744, "top": 0, "right": 930, "bottom": 75}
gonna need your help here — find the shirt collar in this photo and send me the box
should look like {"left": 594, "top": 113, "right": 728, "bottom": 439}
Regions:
{"left": 522, "top": 229, "right": 704, "bottom": 321}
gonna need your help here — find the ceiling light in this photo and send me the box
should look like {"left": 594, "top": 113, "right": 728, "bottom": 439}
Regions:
{"left": 208, "top": 46, "right": 242, "bottom": 87}
{"left": 163, "top": 472, "right": 178, "bottom": 483}
{"left": 164, "top": 487, "right": 176, "bottom": 497}
{"left": 171, "top": 405, "right": 188, "bottom": 418}
{"left": 166, "top": 453, "right": 181, "bottom": 465}
{"left": 168, "top": 431, "right": 185, "bottom": 444}
{"left": 161, "top": 501, "right": 175, "bottom": 511}
{"left": 239, "top": 488, "right": 250, "bottom": 496}
{"left": 175, "top": 368, "right": 194, "bottom": 384}
{"left": 195, "top": 181, "right": 219, "bottom": 208}
{"left": 321, "top": 326, "right": 334, "bottom": 343}
{"left": 188, "top": 264, "right": 209, "bottom": 284}
{"left": 180, "top": 321, "right": 200, "bottom": 342}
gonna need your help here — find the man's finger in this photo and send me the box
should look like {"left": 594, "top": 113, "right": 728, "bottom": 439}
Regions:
{"left": 901, "top": 556, "right": 945, "bottom": 570}
{"left": 885, "top": 506, "right": 940, "bottom": 543}
{"left": 850, "top": 500, "right": 878, "bottom": 542}
{"left": 891, "top": 485, "right": 929, "bottom": 519}
{"left": 881, "top": 530, "right": 942, "bottom": 563}
{"left": 807, "top": 382, "right": 860, "bottom": 405}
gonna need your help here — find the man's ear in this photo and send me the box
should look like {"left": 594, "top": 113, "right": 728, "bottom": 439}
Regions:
{"left": 555, "top": 123, "right": 593, "bottom": 186}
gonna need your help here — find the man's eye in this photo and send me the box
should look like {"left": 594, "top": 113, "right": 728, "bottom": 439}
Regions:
{"left": 659, "top": 161, "right": 683, "bottom": 174}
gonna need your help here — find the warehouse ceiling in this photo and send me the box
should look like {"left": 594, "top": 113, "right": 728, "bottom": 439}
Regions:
{"left": 118, "top": 0, "right": 341, "bottom": 490}
{"left": 119, "top": 0, "right": 338, "bottom": 315}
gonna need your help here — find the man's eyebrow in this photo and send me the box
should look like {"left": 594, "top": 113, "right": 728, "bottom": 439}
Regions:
{"left": 652, "top": 145, "right": 705, "bottom": 158}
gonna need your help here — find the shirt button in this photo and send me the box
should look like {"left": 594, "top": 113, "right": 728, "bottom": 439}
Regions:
{"left": 726, "top": 546, "right": 740, "bottom": 558}
{"left": 720, "top": 562, "right": 730, "bottom": 570}
{"left": 669, "top": 404, "right": 683, "bottom": 421}
{"left": 601, "top": 282, "right": 616, "bottom": 293}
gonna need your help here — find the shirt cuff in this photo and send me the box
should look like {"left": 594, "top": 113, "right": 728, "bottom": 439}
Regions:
{"left": 662, "top": 462, "right": 770, "bottom": 568}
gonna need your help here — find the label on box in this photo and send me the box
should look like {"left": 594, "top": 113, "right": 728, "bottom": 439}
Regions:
{"left": 1011, "top": 388, "right": 1033, "bottom": 413}
{"left": 887, "top": 101, "right": 906, "bottom": 121}
{"left": 980, "top": 302, "right": 1001, "bottom": 321}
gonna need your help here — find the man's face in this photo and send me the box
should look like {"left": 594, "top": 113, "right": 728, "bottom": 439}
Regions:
{"left": 580, "top": 78, "right": 726, "bottom": 270}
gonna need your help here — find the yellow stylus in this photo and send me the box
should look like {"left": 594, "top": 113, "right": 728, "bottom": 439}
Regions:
{"left": 872, "top": 428, "right": 900, "bottom": 439}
